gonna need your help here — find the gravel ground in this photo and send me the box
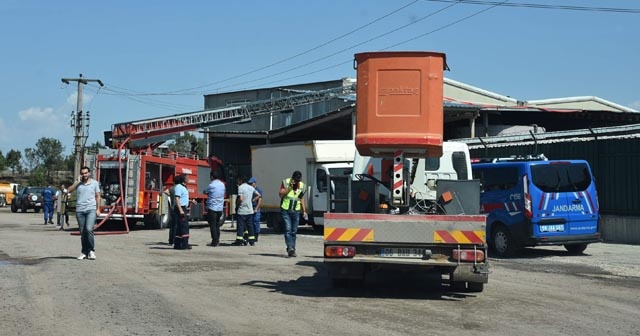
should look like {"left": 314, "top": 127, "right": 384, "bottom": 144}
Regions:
{"left": 1, "top": 207, "right": 639, "bottom": 336}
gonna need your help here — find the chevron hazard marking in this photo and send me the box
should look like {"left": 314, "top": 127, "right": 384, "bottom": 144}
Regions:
{"left": 324, "top": 228, "right": 374, "bottom": 242}
{"left": 434, "top": 230, "right": 485, "bottom": 244}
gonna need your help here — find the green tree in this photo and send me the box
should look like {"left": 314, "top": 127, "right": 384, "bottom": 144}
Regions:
{"left": 28, "top": 166, "right": 48, "bottom": 186}
{"left": 86, "top": 141, "right": 105, "bottom": 154}
{"left": 167, "top": 132, "right": 205, "bottom": 157}
{"left": 23, "top": 148, "right": 38, "bottom": 172}
{"left": 0, "top": 150, "right": 6, "bottom": 172}
{"left": 35, "top": 137, "right": 65, "bottom": 173}
{"left": 6, "top": 149, "right": 22, "bottom": 175}
{"left": 63, "top": 154, "right": 75, "bottom": 171}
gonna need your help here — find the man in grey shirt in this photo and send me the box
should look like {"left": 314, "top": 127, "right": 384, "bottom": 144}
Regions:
{"left": 67, "top": 166, "right": 101, "bottom": 260}
{"left": 233, "top": 176, "right": 259, "bottom": 246}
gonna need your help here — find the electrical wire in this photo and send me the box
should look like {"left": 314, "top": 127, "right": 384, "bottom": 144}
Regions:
{"left": 104, "top": 1, "right": 420, "bottom": 97}
{"left": 423, "top": 0, "right": 640, "bottom": 14}
{"left": 198, "top": 1, "right": 461, "bottom": 94}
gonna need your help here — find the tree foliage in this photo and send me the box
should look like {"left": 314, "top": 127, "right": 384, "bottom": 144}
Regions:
{"left": 23, "top": 148, "right": 38, "bottom": 172}
{"left": 86, "top": 141, "right": 106, "bottom": 154}
{"left": 6, "top": 149, "right": 22, "bottom": 175}
{"left": 167, "top": 132, "right": 205, "bottom": 157}
{"left": 35, "top": 137, "right": 65, "bottom": 172}
{"left": 0, "top": 150, "right": 6, "bottom": 172}
{"left": 28, "top": 166, "right": 48, "bottom": 186}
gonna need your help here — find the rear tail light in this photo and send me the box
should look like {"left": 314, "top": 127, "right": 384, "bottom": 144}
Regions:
{"left": 452, "top": 249, "right": 485, "bottom": 262}
{"left": 523, "top": 174, "right": 532, "bottom": 218}
{"left": 324, "top": 246, "right": 356, "bottom": 258}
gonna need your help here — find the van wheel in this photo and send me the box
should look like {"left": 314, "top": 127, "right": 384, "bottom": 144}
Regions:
{"left": 492, "top": 225, "right": 518, "bottom": 257}
{"left": 564, "top": 243, "right": 588, "bottom": 255}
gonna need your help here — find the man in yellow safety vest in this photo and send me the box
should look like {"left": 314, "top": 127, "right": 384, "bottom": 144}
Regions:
{"left": 279, "top": 170, "right": 307, "bottom": 257}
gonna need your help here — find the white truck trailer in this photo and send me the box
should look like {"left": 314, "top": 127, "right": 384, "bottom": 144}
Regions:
{"left": 251, "top": 140, "right": 354, "bottom": 231}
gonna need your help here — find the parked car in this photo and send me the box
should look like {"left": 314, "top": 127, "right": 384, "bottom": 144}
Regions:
{"left": 11, "top": 187, "right": 45, "bottom": 213}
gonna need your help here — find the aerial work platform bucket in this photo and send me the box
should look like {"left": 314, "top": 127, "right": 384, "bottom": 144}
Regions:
{"left": 354, "top": 51, "right": 448, "bottom": 158}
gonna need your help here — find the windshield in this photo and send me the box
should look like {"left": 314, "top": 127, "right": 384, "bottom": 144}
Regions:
{"left": 26, "top": 187, "right": 45, "bottom": 194}
{"left": 530, "top": 163, "right": 592, "bottom": 192}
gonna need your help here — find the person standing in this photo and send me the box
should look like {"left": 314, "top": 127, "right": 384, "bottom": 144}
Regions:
{"left": 173, "top": 174, "right": 191, "bottom": 250}
{"left": 205, "top": 170, "right": 225, "bottom": 247}
{"left": 233, "top": 176, "right": 258, "bottom": 246}
{"left": 42, "top": 185, "right": 55, "bottom": 224}
{"left": 67, "top": 166, "right": 101, "bottom": 260}
{"left": 55, "top": 184, "right": 70, "bottom": 230}
{"left": 279, "top": 170, "right": 307, "bottom": 257}
{"left": 163, "top": 183, "right": 177, "bottom": 245}
{"left": 248, "top": 177, "right": 263, "bottom": 242}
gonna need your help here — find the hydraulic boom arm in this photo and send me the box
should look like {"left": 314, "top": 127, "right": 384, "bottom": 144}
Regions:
{"left": 109, "top": 84, "right": 356, "bottom": 150}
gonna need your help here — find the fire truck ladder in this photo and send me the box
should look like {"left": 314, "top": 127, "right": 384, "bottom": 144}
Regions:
{"left": 111, "top": 84, "right": 356, "bottom": 149}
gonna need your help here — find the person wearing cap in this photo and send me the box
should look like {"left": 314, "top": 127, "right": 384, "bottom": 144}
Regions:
{"left": 278, "top": 170, "right": 307, "bottom": 257}
{"left": 248, "top": 177, "right": 263, "bottom": 242}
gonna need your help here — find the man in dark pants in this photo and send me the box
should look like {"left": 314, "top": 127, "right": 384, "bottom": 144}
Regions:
{"left": 173, "top": 174, "right": 191, "bottom": 250}
{"left": 233, "top": 176, "right": 259, "bottom": 246}
{"left": 205, "top": 170, "right": 225, "bottom": 246}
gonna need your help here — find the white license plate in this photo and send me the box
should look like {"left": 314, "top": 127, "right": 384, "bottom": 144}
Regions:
{"left": 540, "top": 224, "right": 564, "bottom": 232}
{"left": 379, "top": 248, "right": 424, "bottom": 258}
{"left": 35, "top": 203, "right": 42, "bottom": 207}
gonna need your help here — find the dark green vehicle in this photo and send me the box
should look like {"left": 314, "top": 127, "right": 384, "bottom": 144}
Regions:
{"left": 11, "top": 187, "right": 45, "bottom": 213}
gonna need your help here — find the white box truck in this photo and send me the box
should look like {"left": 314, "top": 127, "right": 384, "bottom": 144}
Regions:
{"left": 251, "top": 140, "right": 355, "bottom": 231}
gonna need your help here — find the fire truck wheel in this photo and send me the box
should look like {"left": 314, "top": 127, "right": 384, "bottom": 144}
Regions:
{"left": 144, "top": 213, "right": 167, "bottom": 230}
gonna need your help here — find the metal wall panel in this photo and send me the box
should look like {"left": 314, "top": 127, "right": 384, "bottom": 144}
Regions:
{"left": 470, "top": 138, "right": 640, "bottom": 216}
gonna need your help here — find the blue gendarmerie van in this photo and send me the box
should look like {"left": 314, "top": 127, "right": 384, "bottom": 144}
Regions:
{"left": 472, "top": 155, "right": 601, "bottom": 257}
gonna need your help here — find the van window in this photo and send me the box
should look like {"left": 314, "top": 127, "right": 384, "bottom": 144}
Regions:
{"left": 530, "top": 163, "right": 592, "bottom": 192}
{"left": 474, "top": 167, "right": 519, "bottom": 191}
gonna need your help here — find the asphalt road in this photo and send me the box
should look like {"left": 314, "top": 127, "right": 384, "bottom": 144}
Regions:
{"left": 1, "top": 207, "right": 639, "bottom": 336}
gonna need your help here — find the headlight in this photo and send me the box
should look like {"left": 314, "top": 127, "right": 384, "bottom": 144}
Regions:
{"left": 30, "top": 195, "right": 38, "bottom": 202}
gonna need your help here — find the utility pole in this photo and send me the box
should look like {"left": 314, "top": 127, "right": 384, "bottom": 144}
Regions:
{"left": 61, "top": 74, "right": 104, "bottom": 179}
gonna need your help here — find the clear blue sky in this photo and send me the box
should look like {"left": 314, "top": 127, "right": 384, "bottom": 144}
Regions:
{"left": 1, "top": 0, "right": 639, "bottom": 156}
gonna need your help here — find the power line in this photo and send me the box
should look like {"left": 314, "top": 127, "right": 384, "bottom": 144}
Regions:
{"left": 197, "top": 1, "right": 462, "bottom": 94}
{"left": 237, "top": 1, "right": 508, "bottom": 91}
{"left": 423, "top": 0, "right": 640, "bottom": 13}
{"left": 99, "top": 1, "right": 420, "bottom": 97}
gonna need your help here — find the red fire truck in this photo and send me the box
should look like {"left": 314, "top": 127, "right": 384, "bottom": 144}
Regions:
{"left": 89, "top": 84, "right": 355, "bottom": 231}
